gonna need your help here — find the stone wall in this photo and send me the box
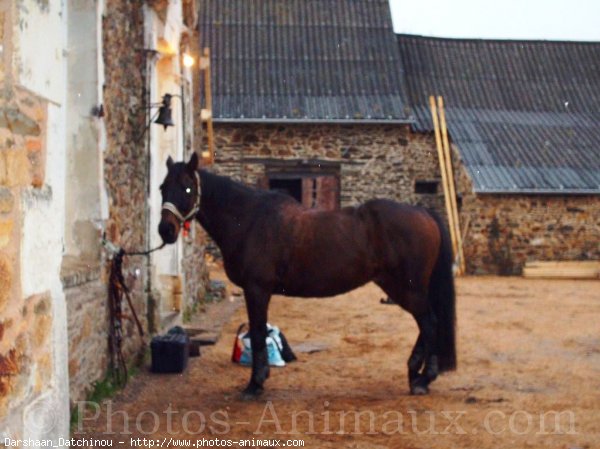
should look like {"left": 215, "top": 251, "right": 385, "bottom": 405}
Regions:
{"left": 184, "top": 2, "right": 210, "bottom": 311}
{"left": 63, "top": 273, "right": 107, "bottom": 405}
{"left": 182, "top": 225, "right": 210, "bottom": 317}
{"left": 104, "top": 0, "right": 148, "bottom": 370}
{"left": 60, "top": 0, "right": 149, "bottom": 407}
{"left": 1, "top": 0, "right": 210, "bottom": 438}
{"left": 1, "top": 0, "right": 70, "bottom": 441}
{"left": 63, "top": 0, "right": 209, "bottom": 407}
{"left": 103, "top": 0, "right": 148, "bottom": 257}
{"left": 63, "top": 0, "right": 151, "bottom": 406}
{"left": 212, "top": 123, "right": 445, "bottom": 212}
{"left": 454, "top": 152, "right": 600, "bottom": 274}
{"left": 212, "top": 123, "right": 599, "bottom": 275}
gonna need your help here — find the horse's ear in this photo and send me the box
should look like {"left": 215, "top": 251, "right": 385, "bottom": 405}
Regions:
{"left": 187, "top": 152, "right": 199, "bottom": 172}
{"left": 166, "top": 156, "right": 174, "bottom": 169}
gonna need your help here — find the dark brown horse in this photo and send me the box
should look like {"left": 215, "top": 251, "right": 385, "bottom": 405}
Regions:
{"left": 159, "top": 153, "right": 456, "bottom": 396}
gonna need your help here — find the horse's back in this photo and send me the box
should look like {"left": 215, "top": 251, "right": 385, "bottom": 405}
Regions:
{"left": 264, "top": 203, "right": 374, "bottom": 296}
{"left": 238, "top": 195, "right": 440, "bottom": 297}
{"left": 359, "top": 199, "right": 440, "bottom": 238}
{"left": 359, "top": 199, "right": 442, "bottom": 283}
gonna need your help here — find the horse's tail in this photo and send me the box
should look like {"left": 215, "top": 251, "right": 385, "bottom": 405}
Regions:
{"left": 427, "top": 210, "right": 457, "bottom": 372}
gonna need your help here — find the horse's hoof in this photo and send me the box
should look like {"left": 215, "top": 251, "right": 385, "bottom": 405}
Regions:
{"left": 410, "top": 377, "right": 430, "bottom": 395}
{"left": 241, "top": 384, "right": 264, "bottom": 400}
{"left": 410, "top": 385, "right": 429, "bottom": 395}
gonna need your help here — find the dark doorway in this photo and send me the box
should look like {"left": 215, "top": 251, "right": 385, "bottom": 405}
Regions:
{"left": 269, "top": 178, "right": 302, "bottom": 203}
{"left": 261, "top": 160, "right": 341, "bottom": 211}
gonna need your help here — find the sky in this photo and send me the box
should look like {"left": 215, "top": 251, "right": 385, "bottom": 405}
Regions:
{"left": 389, "top": 0, "right": 600, "bottom": 41}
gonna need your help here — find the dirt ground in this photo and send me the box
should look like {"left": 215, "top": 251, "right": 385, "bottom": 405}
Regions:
{"left": 79, "top": 274, "right": 600, "bottom": 449}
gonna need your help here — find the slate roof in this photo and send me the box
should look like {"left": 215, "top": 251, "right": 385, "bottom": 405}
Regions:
{"left": 198, "top": 0, "right": 411, "bottom": 122}
{"left": 397, "top": 35, "right": 600, "bottom": 194}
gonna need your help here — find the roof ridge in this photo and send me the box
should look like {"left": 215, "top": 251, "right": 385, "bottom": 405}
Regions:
{"left": 396, "top": 33, "right": 600, "bottom": 46}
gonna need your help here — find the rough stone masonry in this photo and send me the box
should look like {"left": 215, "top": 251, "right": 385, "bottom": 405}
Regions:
{"left": 211, "top": 122, "right": 600, "bottom": 275}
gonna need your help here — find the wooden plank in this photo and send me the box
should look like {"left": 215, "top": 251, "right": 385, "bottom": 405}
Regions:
{"left": 524, "top": 268, "right": 600, "bottom": 274}
{"left": 429, "top": 96, "right": 458, "bottom": 261}
{"left": 438, "top": 96, "right": 466, "bottom": 275}
{"left": 525, "top": 264, "right": 600, "bottom": 272}
{"left": 524, "top": 267, "right": 600, "bottom": 273}
{"left": 199, "top": 56, "right": 210, "bottom": 71}
{"left": 200, "top": 108, "right": 212, "bottom": 121}
{"left": 523, "top": 261, "right": 600, "bottom": 279}
{"left": 302, "top": 177, "right": 315, "bottom": 208}
{"left": 316, "top": 176, "right": 340, "bottom": 210}
{"left": 461, "top": 215, "right": 471, "bottom": 243}
{"left": 523, "top": 271, "right": 599, "bottom": 279}
{"left": 203, "top": 47, "right": 215, "bottom": 165}
{"left": 525, "top": 261, "right": 600, "bottom": 268}
{"left": 206, "top": 119, "right": 215, "bottom": 164}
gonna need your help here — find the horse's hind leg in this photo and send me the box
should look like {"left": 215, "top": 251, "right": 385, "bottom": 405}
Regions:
{"left": 242, "top": 285, "right": 271, "bottom": 397}
{"left": 375, "top": 275, "right": 438, "bottom": 395}
{"left": 407, "top": 334, "right": 425, "bottom": 389}
{"left": 409, "top": 312, "right": 439, "bottom": 395}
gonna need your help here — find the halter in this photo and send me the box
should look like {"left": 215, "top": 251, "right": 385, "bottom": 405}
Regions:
{"left": 161, "top": 171, "right": 202, "bottom": 225}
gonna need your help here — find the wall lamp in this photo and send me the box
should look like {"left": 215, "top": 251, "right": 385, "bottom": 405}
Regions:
{"left": 154, "top": 93, "right": 184, "bottom": 130}
{"left": 134, "top": 93, "right": 182, "bottom": 143}
{"left": 182, "top": 53, "right": 195, "bottom": 68}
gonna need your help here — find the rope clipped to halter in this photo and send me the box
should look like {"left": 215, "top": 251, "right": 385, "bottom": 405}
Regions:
{"left": 161, "top": 171, "right": 201, "bottom": 237}
{"left": 124, "top": 243, "right": 166, "bottom": 257}
{"left": 103, "top": 169, "right": 201, "bottom": 386}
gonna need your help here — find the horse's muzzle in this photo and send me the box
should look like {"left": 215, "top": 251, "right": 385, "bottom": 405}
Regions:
{"left": 158, "top": 218, "right": 179, "bottom": 244}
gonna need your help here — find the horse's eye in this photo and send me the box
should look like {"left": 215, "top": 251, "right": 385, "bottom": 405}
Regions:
{"left": 185, "top": 188, "right": 191, "bottom": 194}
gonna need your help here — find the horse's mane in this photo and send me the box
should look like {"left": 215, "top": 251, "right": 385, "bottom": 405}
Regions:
{"left": 199, "top": 169, "right": 297, "bottom": 208}
{"left": 199, "top": 169, "right": 253, "bottom": 202}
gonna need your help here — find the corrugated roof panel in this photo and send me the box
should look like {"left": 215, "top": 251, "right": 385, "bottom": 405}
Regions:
{"left": 398, "top": 35, "right": 600, "bottom": 194}
{"left": 199, "top": 0, "right": 409, "bottom": 122}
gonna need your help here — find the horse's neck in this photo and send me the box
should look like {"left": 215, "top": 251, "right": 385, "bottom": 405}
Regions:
{"left": 196, "top": 171, "right": 255, "bottom": 250}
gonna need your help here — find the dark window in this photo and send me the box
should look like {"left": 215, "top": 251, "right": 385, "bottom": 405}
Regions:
{"left": 415, "top": 180, "right": 439, "bottom": 194}
{"left": 269, "top": 178, "right": 302, "bottom": 203}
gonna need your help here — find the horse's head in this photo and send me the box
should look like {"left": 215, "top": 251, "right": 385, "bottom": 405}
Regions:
{"left": 158, "top": 152, "right": 201, "bottom": 244}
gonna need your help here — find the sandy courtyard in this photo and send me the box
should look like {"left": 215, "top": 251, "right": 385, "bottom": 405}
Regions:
{"left": 78, "top": 275, "right": 600, "bottom": 448}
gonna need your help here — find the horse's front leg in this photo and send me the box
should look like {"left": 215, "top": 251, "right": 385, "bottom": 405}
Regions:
{"left": 243, "top": 285, "right": 271, "bottom": 397}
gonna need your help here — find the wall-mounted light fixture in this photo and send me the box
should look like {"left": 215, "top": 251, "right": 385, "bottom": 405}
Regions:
{"left": 154, "top": 94, "right": 176, "bottom": 130}
{"left": 182, "top": 53, "right": 195, "bottom": 68}
{"left": 134, "top": 93, "right": 182, "bottom": 143}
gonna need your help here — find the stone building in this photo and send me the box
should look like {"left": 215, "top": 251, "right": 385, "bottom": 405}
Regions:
{"left": 1, "top": 0, "right": 207, "bottom": 442}
{"left": 198, "top": 0, "right": 446, "bottom": 215}
{"left": 63, "top": 0, "right": 209, "bottom": 408}
{"left": 1, "top": 0, "right": 70, "bottom": 441}
{"left": 396, "top": 35, "right": 600, "bottom": 274}
{"left": 198, "top": 1, "right": 599, "bottom": 274}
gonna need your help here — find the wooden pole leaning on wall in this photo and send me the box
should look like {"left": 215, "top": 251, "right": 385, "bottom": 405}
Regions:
{"left": 200, "top": 47, "right": 215, "bottom": 165}
{"left": 437, "top": 96, "right": 466, "bottom": 275}
{"left": 429, "top": 96, "right": 455, "bottom": 257}
{"left": 429, "top": 96, "right": 459, "bottom": 266}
